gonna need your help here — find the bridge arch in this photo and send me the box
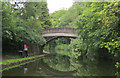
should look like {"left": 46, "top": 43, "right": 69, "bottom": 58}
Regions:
{"left": 42, "top": 27, "right": 79, "bottom": 47}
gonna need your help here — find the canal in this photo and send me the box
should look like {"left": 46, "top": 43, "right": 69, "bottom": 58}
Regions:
{"left": 2, "top": 51, "right": 116, "bottom": 77}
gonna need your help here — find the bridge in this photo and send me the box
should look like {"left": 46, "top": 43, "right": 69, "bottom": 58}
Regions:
{"left": 39, "top": 27, "right": 79, "bottom": 52}
{"left": 42, "top": 27, "right": 79, "bottom": 43}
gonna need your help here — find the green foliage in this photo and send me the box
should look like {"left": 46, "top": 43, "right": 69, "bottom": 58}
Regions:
{"left": 55, "top": 44, "right": 70, "bottom": 51}
{"left": 2, "top": 2, "right": 23, "bottom": 42}
{"left": 22, "top": 2, "right": 52, "bottom": 29}
{"left": 100, "top": 37, "right": 120, "bottom": 56}
{"left": 2, "top": 2, "right": 51, "bottom": 53}
{"left": 69, "top": 2, "right": 119, "bottom": 56}
{"left": 49, "top": 2, "right": 119, "bottom": 60}
{"left": 70, "top": 2, "right": 119, "bottom": 76}
{"left": 50, "top": 10, "right": 68, "bottom": 27}
{"left": 49, "top": 2, "right": 120, "bottom": 76}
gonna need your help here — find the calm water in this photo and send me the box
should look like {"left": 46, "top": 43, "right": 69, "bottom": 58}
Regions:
{"left": 2, "top": 52, "right": 116, "bottom": 77}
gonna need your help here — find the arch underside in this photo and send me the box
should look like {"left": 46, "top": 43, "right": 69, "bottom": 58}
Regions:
{"left": 46, "top": 36, "right": 76, "bottom": 42}
{"left": 42, "top": 33, "right": 78, "bottom": 38}
{"left": 42, "top": 35, "right": 77, "bottom": 47}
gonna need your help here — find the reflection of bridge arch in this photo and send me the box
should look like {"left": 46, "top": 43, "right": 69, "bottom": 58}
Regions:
{"left": 36, "top": 59, "right": 76, "bottom": 76}
{"left": 42, "top": 27, "right": 79, "bottom": 47}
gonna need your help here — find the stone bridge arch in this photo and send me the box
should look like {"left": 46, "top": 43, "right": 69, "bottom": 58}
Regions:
{"left": 41, "top": 27, "right": 79, "bottom": 52}
{"left": 42, "top": 27, "right": 78, "bottom": 42}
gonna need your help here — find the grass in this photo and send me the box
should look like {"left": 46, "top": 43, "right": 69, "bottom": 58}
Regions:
{"left": 0, "top": 54, "right": 46, "bottom": 65}
{"left": 1, "top": 59, "right": 40, "bottom": 72}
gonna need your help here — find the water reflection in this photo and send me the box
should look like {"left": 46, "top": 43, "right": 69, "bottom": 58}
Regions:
{"left": 24, "top": 64, "right": 28, "bottom": 74}
{"left": 2, "top": 52, "right": 116, "bottom": 76}
{"left": 43, "top": 54, "right": 116, "bottom": 76}
{"left": 43, "top": 54, "right": 71, "bottom": 72}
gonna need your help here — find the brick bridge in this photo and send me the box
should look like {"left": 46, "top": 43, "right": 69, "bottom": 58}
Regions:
{"left": 42, "top": 27, "right": 79, "bottom": 44}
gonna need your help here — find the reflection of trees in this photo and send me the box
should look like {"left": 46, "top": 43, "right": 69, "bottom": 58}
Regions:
{"left": 44, "top": 54, "right": 116, "bottom": 76}
{"left": 3, "top": 54, "right": 116, "bottom": 76}
{"left": 43, "top": 54, "right": 71, "bottom": 71}
{"left": 42, "top": 54, "right": 116, "bottom": 76}
{"left": 73, "top": 60, "right": 116, "bottom": 76}
{"left": 36, "top": 58, "right": 75, "bottom": 76}
{"left": 38, "top": 54, "right": 116, "bottom": 76}
{"left": 41, "top": 56, "right": 116, "bottom": 76}
{"left": 69, "top": 57, "right": 82, "bottom": 71}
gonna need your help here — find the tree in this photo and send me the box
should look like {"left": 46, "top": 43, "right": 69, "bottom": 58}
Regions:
{"left": 2, "top": 1, "right": 51, "bottom": 54}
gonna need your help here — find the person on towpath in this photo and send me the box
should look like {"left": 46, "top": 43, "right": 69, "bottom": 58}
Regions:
{"left": 24, "top": 44, "right": 28, "bottom": 57}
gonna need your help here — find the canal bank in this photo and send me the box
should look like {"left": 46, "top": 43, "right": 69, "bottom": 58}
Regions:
{"left": 2, "top": 53, "right": 116, "bottom": 76}
{"left": 1, "top": 53, "right": 48, "bottom": 71}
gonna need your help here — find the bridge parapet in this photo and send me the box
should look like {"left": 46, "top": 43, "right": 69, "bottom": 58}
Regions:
{"left": 42, "top": 27, "right": 78, "bottom": 35}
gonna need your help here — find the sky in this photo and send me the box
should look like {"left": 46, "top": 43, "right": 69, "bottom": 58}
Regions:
{"left": 9, "top": 0, "right": 73, "bottom": 13}
{"left": 47, "top": 0, "right": 73, "bottom": 13}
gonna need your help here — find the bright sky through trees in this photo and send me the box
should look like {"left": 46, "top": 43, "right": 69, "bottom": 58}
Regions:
{"left": 47, "top": 0, "right": 73, "bottom": 13}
